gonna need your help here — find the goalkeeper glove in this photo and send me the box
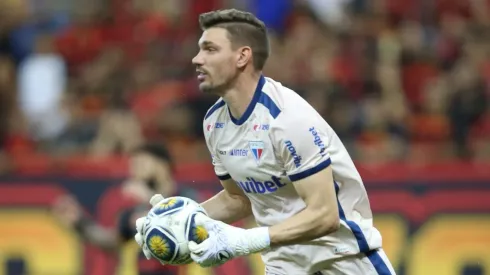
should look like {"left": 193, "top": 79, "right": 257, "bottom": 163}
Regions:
{"left": 188, "top": 217, "right": 271, "bottom": 267}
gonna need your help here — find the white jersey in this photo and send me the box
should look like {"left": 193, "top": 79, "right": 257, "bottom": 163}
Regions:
{"left": 203, "top": 76, "right": 383, "bottom": 274}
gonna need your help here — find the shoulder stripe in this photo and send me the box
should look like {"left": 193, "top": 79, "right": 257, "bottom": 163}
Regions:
{"left": 258, "top": 92, "right": 281, "bottom": 119}
{"left": 204, "top": 100, "right": 226, "bottom": 120}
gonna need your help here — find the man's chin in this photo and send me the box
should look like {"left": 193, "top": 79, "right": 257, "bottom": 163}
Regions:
{"left": 199, "top": 82, "right": 214, "bottom": 93}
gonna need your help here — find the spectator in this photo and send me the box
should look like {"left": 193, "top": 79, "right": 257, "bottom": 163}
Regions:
{"left": 448, "top": 59, "right": 488, "bottom": 158}
{"left": 17, "top": 34, "right": 68, "bottom": 141}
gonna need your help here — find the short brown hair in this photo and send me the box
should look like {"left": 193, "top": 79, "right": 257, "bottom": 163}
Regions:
{"left": 199, "top": 9, "right": 269, "bottom": 71}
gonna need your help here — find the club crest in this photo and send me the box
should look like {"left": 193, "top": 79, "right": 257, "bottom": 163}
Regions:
{"left": 249, "top": 141, "right": 264, "bottom": 163}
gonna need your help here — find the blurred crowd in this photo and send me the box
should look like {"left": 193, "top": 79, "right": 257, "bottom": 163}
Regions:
{"left": 1, "top": 0, "right": 490, "bottom": 174}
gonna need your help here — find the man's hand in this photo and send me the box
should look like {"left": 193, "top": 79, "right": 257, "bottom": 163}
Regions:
{"left": 188, "top": 217, "right": 270, "bottom": 267}
{"left": 52, "top": 195, "right": 83, "bottom": 227}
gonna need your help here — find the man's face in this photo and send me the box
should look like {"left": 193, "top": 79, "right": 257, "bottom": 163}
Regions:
{"left": 129, "top": 153, "right": 175, "bottom": 196}
{"left": 192, "top": 28, "right": 238, "bottom": 93}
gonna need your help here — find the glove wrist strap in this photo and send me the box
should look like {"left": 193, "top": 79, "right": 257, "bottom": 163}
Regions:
{"left": 244, "top": 227, "right": 271, "bottom": 254}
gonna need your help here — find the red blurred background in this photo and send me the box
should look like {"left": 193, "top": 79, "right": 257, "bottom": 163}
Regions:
{"left": 0, "top": 0, "right": 490, "bottom": 274}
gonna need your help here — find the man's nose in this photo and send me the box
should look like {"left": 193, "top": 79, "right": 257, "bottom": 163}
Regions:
{"left": 192, "top": 52, "right": 203, "bottom": 65}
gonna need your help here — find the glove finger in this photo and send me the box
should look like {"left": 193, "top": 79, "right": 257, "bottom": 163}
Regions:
{"left": 149, "top": 194, "right": 165, "bottom": 206}
{"left": 188, "top": 241, "right": 199, "bottom": 253}
{"left": 134, "top": 233, "right": 144, "bottom": 247}
{"left": 204, "top": 223, "right": 218, "bottom": 239}
{"left": 142, "top": 245, "right": 153, "bottom": 260}
{"left": 194, "top": 212, "right": 214, "bottom": 227}
{"left": 188, "top": 241, "right": 206, "bottom": 255}
{"left": 190, "top": 251, "right": 202, "bottom": 264}
{"left": 190, "top": 227, "right": 217, "bottom": 254}
{"left": 198, "top": 216, "right": 221, "bottom": 233}
{"left": 203, "top": 221, "right": 216, "bottom": 233}
{"left": 135, "top": 217, "right": 146, "bottom": 233}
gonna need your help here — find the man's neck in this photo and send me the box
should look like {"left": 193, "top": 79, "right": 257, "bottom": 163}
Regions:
{"left": 222, "top": 73, "right": 261, "bottom": 121}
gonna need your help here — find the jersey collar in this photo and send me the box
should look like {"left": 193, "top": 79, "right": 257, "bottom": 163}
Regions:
{"left": 228, "top": 75, "right": 266, "bottom": 126}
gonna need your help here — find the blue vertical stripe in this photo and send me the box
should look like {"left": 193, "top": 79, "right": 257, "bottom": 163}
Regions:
{"left": 334, "top": 182, "right": 393, "bottom": 274}
{"left": 334, "top": 182, "right": 370, "bottom": 253}
{"left": 366, "top": 250, "right": 393, "bottom": 275}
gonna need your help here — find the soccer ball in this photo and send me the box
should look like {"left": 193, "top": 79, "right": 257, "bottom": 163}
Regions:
{"left": 144, "top": 196, "right": 209, "bottom": 265}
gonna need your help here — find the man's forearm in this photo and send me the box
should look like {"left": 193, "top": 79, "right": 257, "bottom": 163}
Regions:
{"left": 76, "top": 218, "right": 120, "bottom": 252}
{"left": 201, "top": 190, "right": 252, "bottom": 224}
{"left": 267, "top": 206, "right": 340, "bottom": 246}
{"left": 188, "top": 204, "right": 340, "bottom": 259}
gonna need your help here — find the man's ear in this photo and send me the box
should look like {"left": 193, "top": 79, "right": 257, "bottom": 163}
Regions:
{"left": 236, "top": 46, "right": 252, "bottom": 69}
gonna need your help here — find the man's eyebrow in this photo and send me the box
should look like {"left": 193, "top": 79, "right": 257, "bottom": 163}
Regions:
{"left": 199, "top": 40, "right": 219, "bottom": 47}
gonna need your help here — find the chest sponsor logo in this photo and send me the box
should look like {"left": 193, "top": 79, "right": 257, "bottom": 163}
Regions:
{"left": 253, "top": 124, "right": 270, "bottom": 131}
{"left": 249, "top": 141, "right": 264, "bottom": 163}
{"left": 237, "top": 176, "right": 286, "bottom": 194}
{"left": 207, "top": 122, "right": 225, "bottom": 132}
{"left": 229, "top": 149, "right": 248, "bottom": 157}
{"left": 285, "top": 140, "right": 302, "bottom": 168}
{"left": 309, "top": 127, "right": 327, "bottom": 157}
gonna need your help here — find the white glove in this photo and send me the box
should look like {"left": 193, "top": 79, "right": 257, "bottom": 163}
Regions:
{"left": 134, "top": 194, "right": 165, "bottom": 261}
{"left": 188, "top": 217, "right": 270, "bottom": 267}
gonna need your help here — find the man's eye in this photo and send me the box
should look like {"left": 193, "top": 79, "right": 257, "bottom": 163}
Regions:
{"left": 206, "top": 47, "right": 216, "bottom": 52}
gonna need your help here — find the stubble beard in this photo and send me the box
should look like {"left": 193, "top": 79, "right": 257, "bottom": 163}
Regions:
{"left": 199, "top": 76, "right": 234, "bottom": 96}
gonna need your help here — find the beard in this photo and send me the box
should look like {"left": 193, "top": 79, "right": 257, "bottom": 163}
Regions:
{"left": 199, "top": 81, "right": 217, "bottom": 93}
{"left": 198, "top": 72, "right": 239, "bottom": 95}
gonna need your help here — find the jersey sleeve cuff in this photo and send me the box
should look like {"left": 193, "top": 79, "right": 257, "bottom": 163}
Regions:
{"left": 288, "top": 158, "right": 332, "bottom": 182}
{"left": 217, "top": 174, "right": 231, "bottom": 180}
